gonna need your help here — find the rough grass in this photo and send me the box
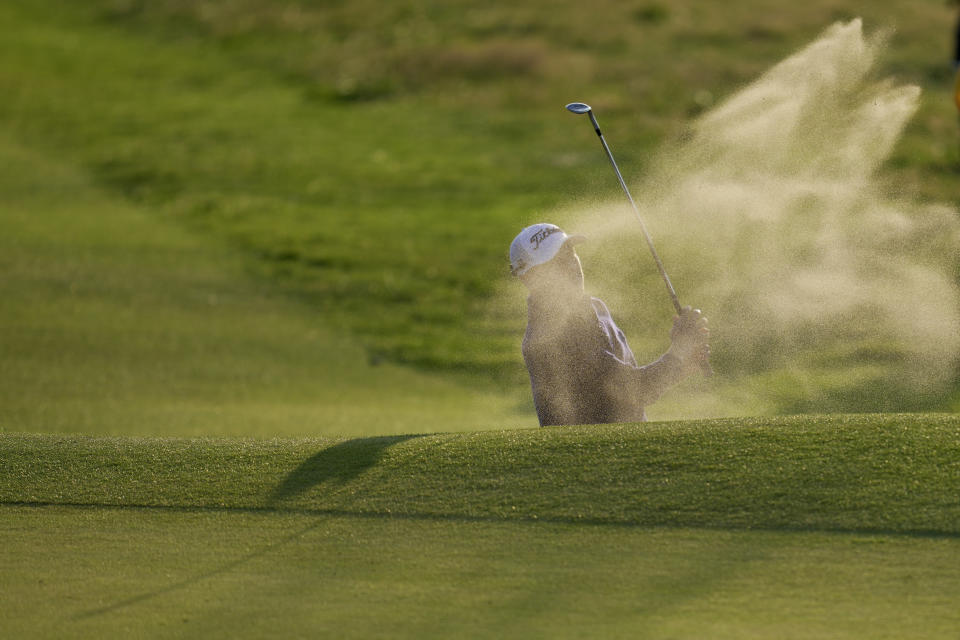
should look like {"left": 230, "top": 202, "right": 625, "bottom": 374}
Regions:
{"left": 5, "top": 414, "right": 959, "bottom": 534}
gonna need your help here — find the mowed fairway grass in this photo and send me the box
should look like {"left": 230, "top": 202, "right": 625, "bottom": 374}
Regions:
{"left": 3, "top": 414, "right": 960, "bottom": 638}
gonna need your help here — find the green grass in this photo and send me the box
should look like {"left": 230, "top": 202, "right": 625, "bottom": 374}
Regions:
{"left": 4, "top": 508, "right": 959, "bottom": 639}
{"left": 2, "top": 3, "right": 959, "bottom": 635}
{"left": 0, "top": 131, "right": 534, "bottom": 437}
{"left": 2, "top": 414, "right": 960, "bottom": 638}
{"left": 5, "top": 414, "right": 959, "bottom": 532}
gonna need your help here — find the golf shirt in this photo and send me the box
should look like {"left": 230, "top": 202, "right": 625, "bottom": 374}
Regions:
{"left": 522, "top": 294, "right": 684, "bottom": 426}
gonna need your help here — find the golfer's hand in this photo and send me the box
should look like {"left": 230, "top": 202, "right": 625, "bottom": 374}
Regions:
{"left": 669, "top": 306, "right": 710, "bottom": 371}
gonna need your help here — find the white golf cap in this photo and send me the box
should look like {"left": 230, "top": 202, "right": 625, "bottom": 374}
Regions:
{"left": 509, "top": 223, "right": 585, "bottom": 276}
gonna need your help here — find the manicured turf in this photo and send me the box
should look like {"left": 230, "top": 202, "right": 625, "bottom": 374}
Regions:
{"left": 3, "top": 507, "right": 959, "bottom": 639}
{"left": 2, "top": 414, "right": 959, "bottom": 638}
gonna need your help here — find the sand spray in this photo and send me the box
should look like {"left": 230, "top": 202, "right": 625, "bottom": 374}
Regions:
{"left": 525, "top": 19, "right": 960, "bottom": 417}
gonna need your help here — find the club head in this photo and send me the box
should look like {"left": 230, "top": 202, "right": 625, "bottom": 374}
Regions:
{"left": 565, "top": 102, "right": 592, "bottom": 115}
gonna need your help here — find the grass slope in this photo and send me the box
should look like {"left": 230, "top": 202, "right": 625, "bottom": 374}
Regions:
{"left": 4, "top": 414, "right": 959, "bottom": 534}
{"left": 0, "top": 132, "right": 533, "bottom": 437}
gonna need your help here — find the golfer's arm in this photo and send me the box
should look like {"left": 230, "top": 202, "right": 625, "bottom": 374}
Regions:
{"left": 629, "top": 352, "right": 685, "bottom": 406}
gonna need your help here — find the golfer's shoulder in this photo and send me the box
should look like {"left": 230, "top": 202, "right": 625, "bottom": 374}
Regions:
{"left": 589, "top": 296, "right": 629, "bottom": 344}
{"left": 589, "top": 296, "right": 613, "bottom": 321}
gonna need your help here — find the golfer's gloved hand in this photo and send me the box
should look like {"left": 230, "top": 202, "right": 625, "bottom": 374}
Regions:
{"left": 668, "top": 306, "right": 710, "bottom": 366}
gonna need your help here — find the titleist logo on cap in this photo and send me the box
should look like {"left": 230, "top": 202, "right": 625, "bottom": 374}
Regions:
{"left": 529, "top": 226, "right": 562, "bottom": 250}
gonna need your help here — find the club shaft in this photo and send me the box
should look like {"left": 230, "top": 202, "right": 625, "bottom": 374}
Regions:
{"left": 587, "top": 113, "right": 683, "bottom": 315}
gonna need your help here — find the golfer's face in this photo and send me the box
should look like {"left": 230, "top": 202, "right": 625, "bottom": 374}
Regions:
{"left": 552, "top": 243, "right": 584, "bottom": 291}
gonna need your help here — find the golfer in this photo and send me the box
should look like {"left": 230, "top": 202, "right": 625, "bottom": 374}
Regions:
{"left": 510, "top": 223, "right": 709, "bottom": 426}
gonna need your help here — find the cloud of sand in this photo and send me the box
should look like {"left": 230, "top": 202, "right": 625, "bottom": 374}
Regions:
{"left": 521, "top": 20, "right": 960, "bottom": 417}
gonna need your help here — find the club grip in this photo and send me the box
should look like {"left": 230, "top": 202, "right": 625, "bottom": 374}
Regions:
{"left": 676, "top": 305, "right": 712, "bottom": 378}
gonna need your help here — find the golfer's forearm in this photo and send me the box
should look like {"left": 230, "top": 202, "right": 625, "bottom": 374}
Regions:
{"left": 633, "top": 352, "right": 685, "bottom": 405}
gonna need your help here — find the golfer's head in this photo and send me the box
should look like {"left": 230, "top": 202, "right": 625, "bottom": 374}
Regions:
{"left": 510, "top": 223, "right": 585, "bottom": 293}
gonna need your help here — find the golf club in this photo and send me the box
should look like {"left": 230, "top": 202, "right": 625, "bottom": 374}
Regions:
{"left": 566, "top": 101, "right": 712, "bottom": 376}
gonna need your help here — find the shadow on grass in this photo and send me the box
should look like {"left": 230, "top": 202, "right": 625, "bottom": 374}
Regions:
{"left": 75, "top": 435, "right": 431, "bottom": 618}
{"left": 268, "top": 435, "right": 424, "bottom": 505}
{"left": 60, "top": 502, "right": 958, "bottom": 622}
{"left": 75, "top": 519, "right": 325, "bottom": 621}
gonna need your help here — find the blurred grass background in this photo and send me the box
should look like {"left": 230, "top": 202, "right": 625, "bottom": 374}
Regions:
{"left": 0, "top": 132, "right": 531, "bottom": 436}
{"left": 1, "top": 0, "right": 958, "bottom": 434}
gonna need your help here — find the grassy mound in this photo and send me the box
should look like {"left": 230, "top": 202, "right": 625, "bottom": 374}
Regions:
{"left": 5, "top": 414, "right": 959, "bottom": 638}
{"left": 5, "top": 414, "right": 959, "bottom": 535}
